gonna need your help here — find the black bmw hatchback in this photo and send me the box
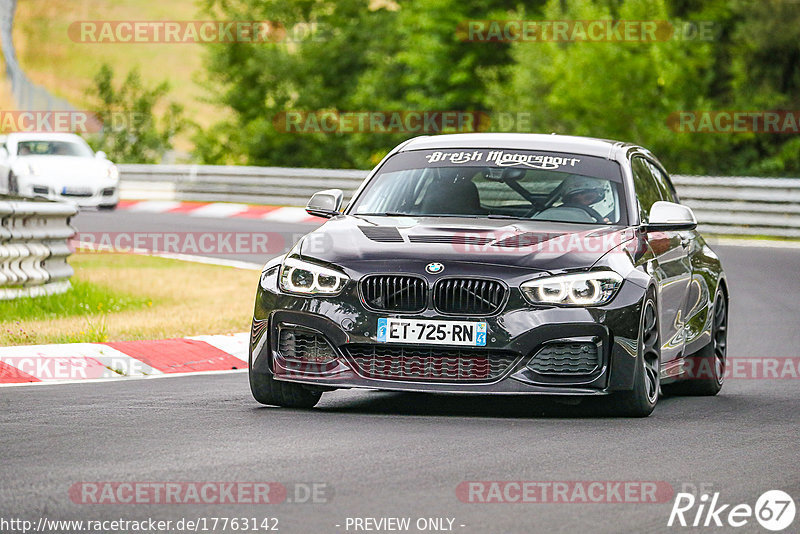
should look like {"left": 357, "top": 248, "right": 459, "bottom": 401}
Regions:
{"left": 250, "top": 133, "right": 729, "bottom": 416}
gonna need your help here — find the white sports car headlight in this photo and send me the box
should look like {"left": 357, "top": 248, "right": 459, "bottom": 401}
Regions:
{"left": 17, "top": 162, "right": 39, "bottom": 175}
{"left": 521, "top": 271, "right": 623, "bottom": 306}
{"left": 279, "top": 257, "right": 349, "bottom": 295}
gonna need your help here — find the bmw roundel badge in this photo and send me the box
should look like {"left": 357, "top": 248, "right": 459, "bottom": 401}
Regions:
{"left": 425, "top": 262, "right": 445, "bottom": 274}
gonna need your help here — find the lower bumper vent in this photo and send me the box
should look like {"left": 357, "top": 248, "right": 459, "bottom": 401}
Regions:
{"left": 278, "top": 327, "right": 337, "bottom": 364}
{"left": 343, "top": 344, "right": 517, "bottom": 382}
{"left": 527, "top": 341, "right": 600, "bottom": 375}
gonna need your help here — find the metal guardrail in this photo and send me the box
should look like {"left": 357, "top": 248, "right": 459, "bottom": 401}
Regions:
{"left": 0, "top": 196, "right": 77, "bottom": 300}
{"left": 118, "top": 165, "right": 800, "bottom": 238}
{"left": 671, "top": 176, "right": 800, "bottom": 237}
{"left": 119, "top": 164, "right": 368, "bottom": 206}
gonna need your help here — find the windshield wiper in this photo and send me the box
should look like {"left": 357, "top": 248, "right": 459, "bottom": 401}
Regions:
{"left": 356, "top": 212, "right": 484, "bottom": 218}
{"left": 486, "top": 214, "right": 533, "bottom": 220}
{"left": 355, "top": 212, "right": 414, "bottom": 216}
{"left": 356, "top": 212, "right": 533, "bottom": 220}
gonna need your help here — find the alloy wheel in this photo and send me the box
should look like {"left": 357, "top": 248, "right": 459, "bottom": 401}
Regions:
{"left": 713, "top": 296, "right": 728, "bottom": 385}
{"left": 641, "top": 299, "right": 660, "bottom": 403}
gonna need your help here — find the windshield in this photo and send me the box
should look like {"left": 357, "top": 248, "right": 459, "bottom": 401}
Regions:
{"left": 16, "top": 140, "right": 93, "bottom": 158}
{"left": 349, "top": 149, "right": 627, "bottom": 225}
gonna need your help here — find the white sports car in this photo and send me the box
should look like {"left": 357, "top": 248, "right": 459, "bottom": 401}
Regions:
{"left": 0, "top": 132, "right": 119, "bottom": 209}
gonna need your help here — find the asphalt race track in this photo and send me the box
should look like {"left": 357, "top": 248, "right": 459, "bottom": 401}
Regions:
{"left": 1, "top": 209, "right": 799, "bottom": 533}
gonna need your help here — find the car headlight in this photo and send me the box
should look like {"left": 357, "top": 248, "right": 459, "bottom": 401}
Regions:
{"left": 259, "top": 265, "right": 279, "bottom": 290}
{"left": 21, "top": 163, "right": 39, "bottom": 175}
{"left": 279, "top": 257, "right": 349, "bottom": 295}
{"left": 521, "top": 271, "right": 623, "bottom": 306}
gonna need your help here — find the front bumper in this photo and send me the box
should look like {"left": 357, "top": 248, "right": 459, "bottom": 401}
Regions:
{"left": 251, "top": 264, "right": 646, "bottom": 395}
{"left": 25, "top": 181, "right": 119, "bottom": 208}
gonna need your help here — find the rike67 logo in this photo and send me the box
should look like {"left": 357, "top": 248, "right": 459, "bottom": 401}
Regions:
{"left": 668, "top": 490, "right": 796, "bottom": 531}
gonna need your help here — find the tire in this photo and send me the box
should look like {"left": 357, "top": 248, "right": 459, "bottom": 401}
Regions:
{"left": 249, "top": 368, "right": 322, "bottom": 408}
{"left": 8, "top": 172, "right": 18, "bottom": 195}
{"left": 609, "top": 292, "right": 660, "bottom": 417}
{"left": 663, "top": 289, "right": 727, "bottom": 397}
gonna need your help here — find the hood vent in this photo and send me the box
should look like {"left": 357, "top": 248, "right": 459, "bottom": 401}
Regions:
{"left": 492, "top": 232, "right": 565, "bottom": 248}
{"left": 409, "top": 235, "right": 493, "bottom": 246}
{"left": 358, "top": 226, "right": 404, "bottom": 243}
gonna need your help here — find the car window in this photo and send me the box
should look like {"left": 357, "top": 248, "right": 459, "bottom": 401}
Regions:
{"left": 642, "top": 158, "right": 678, "bottom": 203}
{"left": 648, "top": 160, "right": 680, "bottom": 203}
{"left": 351, "top": 149, "right": 626, "bottom": 225}
{"left": 16, "top": 140, "right": 93, "bottom": 157}
{"left": 631, "top": 156, "right": 665, "bottom": 223}
{"left": 473, "top": 170, "right": 622, "bottom": 224}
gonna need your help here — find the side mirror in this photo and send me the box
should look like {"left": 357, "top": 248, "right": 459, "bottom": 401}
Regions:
{"left": 645, "top": 201, "right": 697, "bottom": 231}
{"left": 95, "top": 150, "right": 107, "bottom": 159}
{"left": 306, "top": 189, "right": 343, "bottom": 218}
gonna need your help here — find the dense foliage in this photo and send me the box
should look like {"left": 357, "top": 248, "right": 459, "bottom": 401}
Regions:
{"left": 86, "top": 65, "right": 187, "bottom": 163}
{"left": 191, "top": 0, "right": 800, "bottom": 175}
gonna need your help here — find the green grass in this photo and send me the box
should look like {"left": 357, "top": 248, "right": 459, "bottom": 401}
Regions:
{"left": 1, "top": 251, "right": 257, "bottom": 346}
{"left": 71, "top": 250, "right": 194, "bottom": 270}
{"left": 49, "top": 314, "right": 112, "bottom": 344}
{"left": 0, "top": 279, "right": 149, "bottom": 323}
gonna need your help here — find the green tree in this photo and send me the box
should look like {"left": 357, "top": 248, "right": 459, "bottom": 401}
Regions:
{"left": 344, "top": 0, "right": 529, "bottom": 166}
{"left": 727, "top": 0, "right": 800, "bottom": 174}
{"left": 195, "top": 0, "right": 526, "bottom": 168}
{"left": 484, "top": 0, "right": 722, "bottom": 174}
{"left": 194, "top": 0, "right": 398, "bottom": 168}
{"left": 194, "top": 0, "right": 800, "bottom": 176}
{"left": 86, "top": 64, "right": 187, "bottom": 163}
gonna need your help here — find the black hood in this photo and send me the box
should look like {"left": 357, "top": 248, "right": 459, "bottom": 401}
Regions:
{"left": 297, "top": 215, "right": 634, "bottom": 274}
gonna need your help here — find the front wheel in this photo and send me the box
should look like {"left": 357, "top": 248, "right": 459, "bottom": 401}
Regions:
{"left": 663, "top": 289, "right": 727, "bottom": 397}
{"left": 249, "top": 368, "right": 322, "bottom": 408}
{"left": 8, "top": 172, "right": 18, "bottom": 195}
{"left": 609, "top": 293, "right": 660, "bottom": 417}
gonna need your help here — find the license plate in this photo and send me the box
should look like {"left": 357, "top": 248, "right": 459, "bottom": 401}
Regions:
{"left": 377, "top": 318, "right": 487, "bottom": 346}
{"left": 62, "top": 187, "right": 92, "bottom": 195}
